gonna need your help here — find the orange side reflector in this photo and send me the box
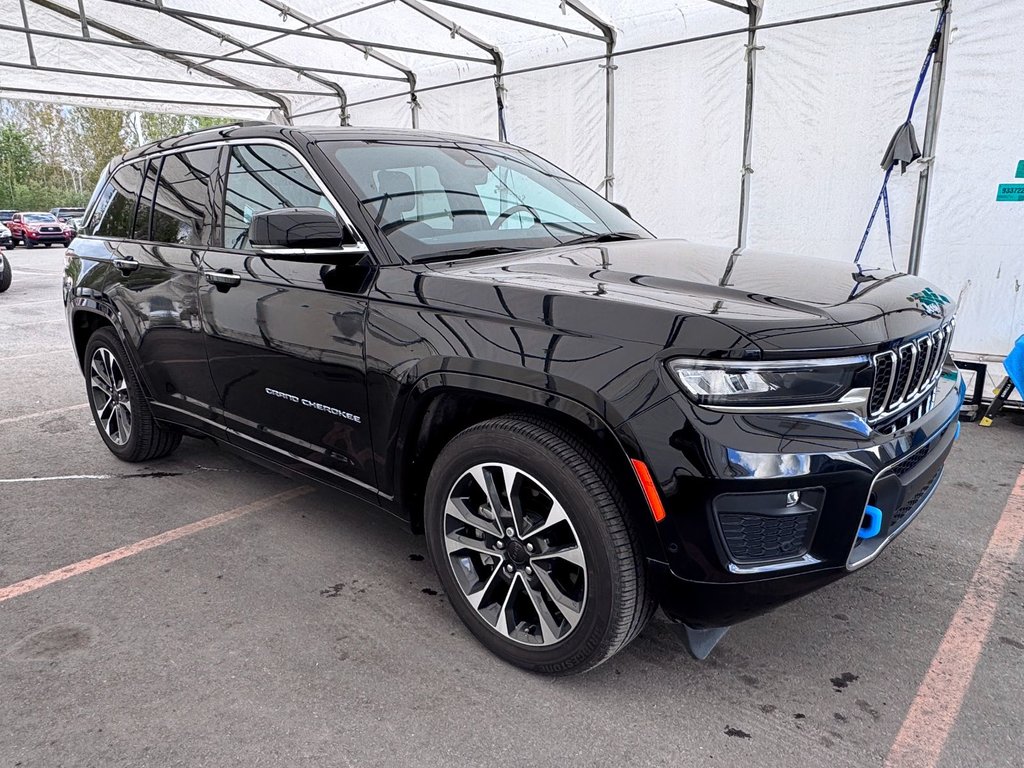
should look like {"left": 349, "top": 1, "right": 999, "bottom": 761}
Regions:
{"left": 630, "top": 459, "right": 667, "bottom": 523}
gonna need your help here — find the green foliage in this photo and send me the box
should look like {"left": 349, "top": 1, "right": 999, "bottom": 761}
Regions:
{"left": 0, "top": 100, "right": 232, "bottom": 212}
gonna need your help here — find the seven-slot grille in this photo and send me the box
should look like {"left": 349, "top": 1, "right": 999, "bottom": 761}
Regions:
{"left": 869, "top": 321, "right": 954, "bottom": 421}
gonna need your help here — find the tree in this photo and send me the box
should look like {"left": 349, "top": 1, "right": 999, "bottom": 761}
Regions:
{"left": 74, "top": 107, "right": 132, "bottom": 182}
{"left": 0, "top": 125, "right": 37, "bottom": 201}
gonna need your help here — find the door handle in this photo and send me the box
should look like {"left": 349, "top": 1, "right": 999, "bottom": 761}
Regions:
{"left": 112, "top": 258, "right": 140, "bottom": 274}
{"left": 205, "top": 269, "right": 242, "bottom": 291}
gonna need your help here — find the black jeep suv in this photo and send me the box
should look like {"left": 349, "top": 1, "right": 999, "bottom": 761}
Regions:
{"left": 64, "top": 124, "right": 964, "bottom": 673}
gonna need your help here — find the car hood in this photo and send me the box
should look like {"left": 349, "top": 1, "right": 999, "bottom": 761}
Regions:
{"left": 422, "top": 239, "right": 956, "bottom": 355}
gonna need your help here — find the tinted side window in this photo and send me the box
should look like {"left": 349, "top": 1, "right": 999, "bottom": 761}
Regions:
{"left": 222, "top": 144, "right": 331, "bottom": 250}
{"left": 153, "top": 148, "right": 220, "bottom": 246}
{"left": 134, "top": 160, "right": 158, "bottom": 240}
{"left": 92, "top": 163, "right": 144, "bottom": 239}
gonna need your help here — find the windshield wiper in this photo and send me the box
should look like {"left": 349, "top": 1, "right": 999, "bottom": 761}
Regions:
{"left": 558, "top": 232, "right": 646, "bottom": 246}
{"left": 416, "top": 246, "right": 530, "bottom": 263}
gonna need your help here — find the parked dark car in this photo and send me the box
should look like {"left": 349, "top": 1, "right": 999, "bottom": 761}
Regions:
{"left": 0, "top": 220, "right": 13, "bottom": 250}
{"left": 0, "top": 251, "right": 10, "bottom": 293}
{"left": 63, "top": 123, "right": 964, "bottom": 673}
{"left": 8, "top": 211, "right": 74, "bottom": 248}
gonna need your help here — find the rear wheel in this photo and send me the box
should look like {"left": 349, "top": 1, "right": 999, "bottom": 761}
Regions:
{"left": 424, "top": 416, "right": 654, "bottom": 675}
{"left": 83, "top": 327, "right": 182, "bottom": 462}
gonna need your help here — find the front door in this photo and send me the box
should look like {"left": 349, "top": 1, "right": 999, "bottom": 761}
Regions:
{"left": 199, "top": 142, "right": 376, "bottom": 493}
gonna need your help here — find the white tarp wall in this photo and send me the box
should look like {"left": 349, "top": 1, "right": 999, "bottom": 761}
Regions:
{"left": 1, "top": 0, "right": 1020, "bottom": 360}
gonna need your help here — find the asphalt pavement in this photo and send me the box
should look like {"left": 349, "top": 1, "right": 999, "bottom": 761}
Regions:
{"left": 1, "top": 247, "right": 1022, "bottom": 767}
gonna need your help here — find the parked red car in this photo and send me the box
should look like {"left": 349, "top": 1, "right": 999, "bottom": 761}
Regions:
{"left": 8, "top": 212, "right": 74, "bottom": 248}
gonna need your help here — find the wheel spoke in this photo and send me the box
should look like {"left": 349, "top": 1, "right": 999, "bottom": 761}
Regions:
{"left": 91, "top": 359, "right": 112, "bottom": 391}
{"left": 466, "top": 563, "right": 506, "bottom": 610}
{"left": 501, "top": 464, "right": 527, "bottom": 538}
{"left": 445, "top": 496, "right": 501, "bottom": 538}
{"left": 115, "top": 404, "right": 131, "bottom": 443}
{"left": 445, "top": 531, "right": 497, "bottom": 557}
{"left": 531, "top": 543, "right": 585, "bottom": 568}
{"left": 494, "top": 571, "right": 522, "bottom": 637}
{"left": 524, "top": 499, "right": 570, "bottom": 539}
{"left": 522, "top": 577, "right": 564, "bottom": 643}
{"left": 533, "top": 564, "right": 583, "bottom": 627}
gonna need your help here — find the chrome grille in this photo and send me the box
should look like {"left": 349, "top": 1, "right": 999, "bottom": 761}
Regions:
{"left": 869, "top": 321, "right": 954, "bottom": 421}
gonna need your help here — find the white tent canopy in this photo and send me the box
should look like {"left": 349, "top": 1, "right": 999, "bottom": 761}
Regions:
{"left": 1, "top": 0, "right": 1020, "bottom": 362}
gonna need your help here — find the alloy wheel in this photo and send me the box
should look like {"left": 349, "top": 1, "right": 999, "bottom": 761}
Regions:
{"left": 443, "top": 462, "right": 587, "bottom": 646}
{"left": 89, "top": 347, "right": 132, "bottom": 446}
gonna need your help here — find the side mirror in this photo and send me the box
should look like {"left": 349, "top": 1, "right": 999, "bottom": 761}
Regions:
{"left": 248, "top": 207, "right": 365, "bottom": 260}
{"left": 611, "top": 202, "right": 631, "bottom": 218}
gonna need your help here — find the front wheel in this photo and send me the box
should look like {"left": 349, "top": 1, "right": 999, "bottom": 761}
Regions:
{"left": 25, "top": 240, "right": 35, "bottom": 249}
{"left": 424, "top": 416, "right": 654, "bottom": 675}
{"left": 83, "top": 327, "right": 182, "bottom": 462}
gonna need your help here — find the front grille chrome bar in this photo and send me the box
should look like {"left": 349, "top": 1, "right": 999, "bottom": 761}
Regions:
{"left": 868, "top": 320, "right": 954, "bottom": 422}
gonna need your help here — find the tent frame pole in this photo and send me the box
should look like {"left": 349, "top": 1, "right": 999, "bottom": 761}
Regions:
{"left": 735, "top": 0, "right": 763, "bottom": 254}
{"left": 562, "top": 1, "right": 616, "bottom": 200}
{"left": 398, "top": 0, "right": 505, "bottom": 139}
{"left": 256, "top": 0, "right": 419, "bottom": 128}
{"left": 95, "top": 0, "right": 493, "bottom": 64}
{"left": 907, "top": 0, "right": 951, "bottom": 276}
{"left": 18, "top": 0, "right": 36, "bottom": 66}
{"left": 24, "top": 0, "right": 293, "bottom": 121}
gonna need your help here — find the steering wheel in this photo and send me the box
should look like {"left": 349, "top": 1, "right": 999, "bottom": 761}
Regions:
{"left": 492, "top": 205, "right": 537, "bottom": 229}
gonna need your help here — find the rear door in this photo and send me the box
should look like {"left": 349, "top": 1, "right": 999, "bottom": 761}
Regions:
{"left": 199, "top": 141, "right": 376, "bottom": 493}
{"left": 124, "top": 147, "right": 223, "bottom": 428}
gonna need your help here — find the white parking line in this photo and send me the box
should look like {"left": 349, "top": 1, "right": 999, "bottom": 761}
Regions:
{"left": 1, "top": 349, "right": 68, "bottom": 361}
{"left": 0, "top": 298, "right": 63, "bottom": 308}
{"left": 0, "top": 474, "right": 113, "bottom": 484}
{"left": 0, "top": 403, "right": 89, "bottom": 425}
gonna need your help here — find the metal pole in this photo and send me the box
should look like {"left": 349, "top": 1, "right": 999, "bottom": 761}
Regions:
{"left": 25, "top": 0, "right": 293, "bottom": 122}
{"left": 735, "top": 1, "right": 763, "bottom": 254}
{"left": 76, "top": 0, "right": 89, "bottom": 37}
{"left": 563, "top": 1, "right": 616, "bottom": 200}
{"left": 18, "top": 0, "right": 36, "bottom": 66}
{"left": 907, "top": 0, "right": 951, "bottom": 276}
{"left": 396, "top": 0, "right": 505, "bottom": 139}
{"left": 601, "top": 40, "right": 616, "bottom": 201}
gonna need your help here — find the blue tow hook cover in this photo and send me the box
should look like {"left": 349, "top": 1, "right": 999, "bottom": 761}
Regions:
{"left": 859, "top": 505, "right": 883, "bottom": 539}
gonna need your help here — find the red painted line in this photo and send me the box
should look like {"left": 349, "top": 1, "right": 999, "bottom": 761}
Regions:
{"left": 0, "top": 486, "right": 313, "bottom": 604}
{"left": 885, "top": 467, "right": 1024, "bottom": 768}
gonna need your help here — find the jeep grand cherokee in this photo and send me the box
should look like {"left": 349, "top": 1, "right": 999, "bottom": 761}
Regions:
{"left": 63, "top": 123, "right": 964, "bottom": 673}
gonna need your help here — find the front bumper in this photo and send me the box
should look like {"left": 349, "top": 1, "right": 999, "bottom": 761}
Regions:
{"left": 25, "top": 230, "right": 70, "bottom": 243}
{"left": 624, "top": 369, "right": 964, "bottom": 628}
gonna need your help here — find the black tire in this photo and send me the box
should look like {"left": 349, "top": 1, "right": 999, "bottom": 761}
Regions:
{"left": 0, "top": 255, "right": 11, "bottom": 292}
{"left": 3, "top": 243, "right": 12, "bottom": 251}
{"left": 25, "top": 240, "right": 35, "bottom": 249}
{"left": 44, "top": 243, "right": 52, "bottom": 248}
{"left": 83, "top": 327, "right": 182, "bottom": 462}
{"left": 424, "top": 416, "right": 655, "bottom": 675}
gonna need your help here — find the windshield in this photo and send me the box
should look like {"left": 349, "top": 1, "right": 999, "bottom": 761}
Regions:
{"left": 327, "top": 141, "right": 648, "bottom": 261}
{"left": 25, "top": 214, "right": 57, "bottom": 222}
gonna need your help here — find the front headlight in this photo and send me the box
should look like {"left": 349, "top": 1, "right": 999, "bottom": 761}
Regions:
{"left": 667, "top": 356, "right": 870, "bottom": 408}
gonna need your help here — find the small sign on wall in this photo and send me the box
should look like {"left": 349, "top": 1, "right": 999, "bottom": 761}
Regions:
{"left": 997, "top": 183, "right": 1024, "bottom": 202}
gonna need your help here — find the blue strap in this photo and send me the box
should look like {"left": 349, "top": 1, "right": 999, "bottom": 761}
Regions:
{"left": 854, "top": 5, "right": 947, "bottom": 267}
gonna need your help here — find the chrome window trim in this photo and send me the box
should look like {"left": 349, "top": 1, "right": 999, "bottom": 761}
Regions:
{"left": 101, "top": 138, "right": 369, "bottom": 255}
